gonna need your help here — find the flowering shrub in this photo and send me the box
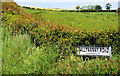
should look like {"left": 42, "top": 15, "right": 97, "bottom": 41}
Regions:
{"left": 30, "top": 24, "right": 120, "bottom": 54}
{"left": 2, "top": 2, "right": 22, "bottom": 14}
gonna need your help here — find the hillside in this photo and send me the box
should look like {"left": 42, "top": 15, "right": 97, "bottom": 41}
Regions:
{"left": 21, "top": 6, "right": 118, "bottom": 32}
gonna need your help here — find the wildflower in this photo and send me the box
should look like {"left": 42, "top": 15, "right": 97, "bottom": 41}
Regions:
{"left": 36, "top": 47, "right": 39, "bottom": 51}
{"left": 29, "top": 55, "right": 31, "bottom": 58}
{"left": 105, "top": 58, "right": 108, "bottom": 61}
{"left": 75, "top": 30, "right": 77, "bottom": 32}
{"left": 117, "top": 63, "right": 119, "bottom": 66}
{"left": 56, "top": 45, "right": 58, "bottom": 48}
{"left": 24, "top": 60, "right": 26, "bottom": 62}
{"left": 77, "top": 48, "right": 79, "bottom": 51}
{"left": 27, "top": 47, "right": 30, "bottom": 50}
{"left": 83, "top": 29, "right": 86, "bottom": 31}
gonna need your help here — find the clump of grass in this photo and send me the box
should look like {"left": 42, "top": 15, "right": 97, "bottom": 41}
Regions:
{"left": 2, "top": 28, "right": 33, "bottom": 74}
{"left": 103, "top": 18, "right": 106, "bottom": 21}
{"left": 18, "top": 44, "right": 59, "bottom": 74}
{"left": 49, "top": 55, "right": 120, "bottom": 74}
{"left": 0, "top": 28, "right": 2, "bottom": 75}
{"left": 2, "top": 40, "right": 59, "bottom": 74}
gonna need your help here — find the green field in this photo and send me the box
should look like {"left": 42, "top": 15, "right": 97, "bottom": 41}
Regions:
{"left": 22, "top": 8, "right": 118, "bottom": 32}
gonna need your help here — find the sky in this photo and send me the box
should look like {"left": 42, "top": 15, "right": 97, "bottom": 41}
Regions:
{"left": 14, "top": 0, "right": 120, "bottom": 10}
{"left": 14, "top": 0, "right": 120, "bottom": 2}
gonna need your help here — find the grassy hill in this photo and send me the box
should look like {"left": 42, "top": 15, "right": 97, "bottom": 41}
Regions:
{"left": 21, "top": 7, "right": 118, "bottom": 32}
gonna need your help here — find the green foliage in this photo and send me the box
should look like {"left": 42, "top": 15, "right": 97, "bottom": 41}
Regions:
{"left": 50, "top": 55, "right": 120, "bottom": 74}
{"left": 95, "top": 5, "right": 102, "bottom": 10}
{"left": 2, "top": 28, "right": 33, "bottom": 74}
{"left": 106, "top": 3, "right": 112, "bottom": 10}
{"left": 2, "top": 2, "right": 22, "bottom": 14}
{"left": 75, "top": 5, "right": 80, "bottom": 10}
{"left": 86, "top": 5, "right": 95, "bottom": 9}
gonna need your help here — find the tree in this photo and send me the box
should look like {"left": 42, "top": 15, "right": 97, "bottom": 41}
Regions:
{"left": 87, "top": 5, "right": 91, "bottom": 9}
{"left": 90, "top": 5, "right": 95, "bottom": 9}
{"left": 80, "top": 6, "right": 86, "bottom": 9}
{"left": 76, "top": 5, "right": 80, "bottom": 10}
{"left": 95, "top": 5, "right": 102, "bottom": 10}
{"left": 87, "top": 5, "right": 95, "bottom": 9}
{"left": 106, "top": 3, "right": 111, "bottom": 10}
{"left": 118, "top": 7, "right": 120, "bottom": 10}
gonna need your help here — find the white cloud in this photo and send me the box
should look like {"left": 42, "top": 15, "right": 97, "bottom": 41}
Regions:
{"left": 14, "top": 0, "right": 120, "bottom": 2}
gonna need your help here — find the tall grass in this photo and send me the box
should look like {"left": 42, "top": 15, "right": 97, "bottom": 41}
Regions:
{"left": 2, "top": 27, "right": 59, "bottom": 74}
{"left": 2, "top": 27, "right": 33, "bottom": 74}
{"left": 0, "top": 28, "right": 2, "bottom": 75}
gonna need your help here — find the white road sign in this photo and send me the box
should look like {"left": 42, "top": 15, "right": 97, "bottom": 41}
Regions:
{"left": 77, "top": 46, "right": 111, "bottom": 57}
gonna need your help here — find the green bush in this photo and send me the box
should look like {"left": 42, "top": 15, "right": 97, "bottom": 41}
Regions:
{"left": 30, "top": 25, "right": 120, "bottom": 54}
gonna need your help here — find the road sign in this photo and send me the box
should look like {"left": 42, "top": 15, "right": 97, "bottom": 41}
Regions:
{"left": 77, "top": 46, "right": 111, "bottom": 57}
